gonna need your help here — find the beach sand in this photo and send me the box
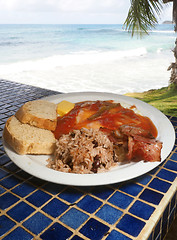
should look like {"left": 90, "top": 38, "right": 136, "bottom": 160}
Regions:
{"left": 0, "top": 51, "right": 173, "bottom": 94}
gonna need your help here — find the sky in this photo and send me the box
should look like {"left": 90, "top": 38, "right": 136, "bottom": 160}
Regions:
{"left": 0, "top": 0, "right": 173, "bottom": 24}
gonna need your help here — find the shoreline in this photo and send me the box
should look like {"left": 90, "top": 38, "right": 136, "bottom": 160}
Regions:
{"left": 0, "top": 23, "right": 175, "bottom": 95}
{"left": 0, "top": 51, "right": 172, "bottom": 95}
{"left": 2, "top": 77, "right": 176, "bottom": 117}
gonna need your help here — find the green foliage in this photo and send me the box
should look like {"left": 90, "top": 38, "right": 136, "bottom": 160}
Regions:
{"left": 124, "top": 0, "right": 164, "bottom": 36}
{"left": 125, "top": 84, "right": 177, "bottom": 116}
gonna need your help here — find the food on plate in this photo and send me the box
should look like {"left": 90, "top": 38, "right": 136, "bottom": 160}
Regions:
{"left": 57, "top": 100, "right": 75, "bottom": 116}
{"left": 48, "top": 100, "right": 162, "bottom": 173}
{"left": 47, "top": 128, "right": 117, "bottom": 174}
{"left": 15, "top": 100, "right": 57, "bottom": 131}
{"left": 3, "top": 116, "right": 56, "bottom": 155}
{"left": 3, "top": 99, "right": 163, "bottom": 174}
{"left": 120, "top": 125, "right": 162, "bottom": 162}
{"left": 3, "top": 99, "right": 57, "bottom": 155}
{"left": 54, "top": 100, "right": 158, "bottom": 139}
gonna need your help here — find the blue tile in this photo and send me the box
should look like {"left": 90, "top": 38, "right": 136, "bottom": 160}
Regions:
{"left": 42, "top": 182, "right": 66, "bottom": 195}
{"left": 154, "top": 219, "right": 161, "bottom": 239}
{"left": 170, "top": 152, "right": 177, "bottom": 161}
{"left": 26, "top": 190, "right": 51, "bottom": 207}
{"left": 0, "top": 175, "right": 22, "bottom": 189}
{"left": 119, "top": 182, "right": 143, "bottom": 196}
{"left": 148, "top": 178, "right": 171, "bottom": 193}
{"left": 171, "top": 117, "right": 177, "bottom": 124}
{"left": 7, "top": 201, "right": 35, "bottom": 222}
{"left": 139, "top": 189, "right": 163, "bottom": 205}
{"left": 0, "top": 155, "right": 10, "bottom": 165}
{"left": 40, "top": 222, "right": 72, "bottom": 240}
{"left": 28, "top": 176, "right": 46, "bottom": 186}
{"left": 108, "top": 191, "right": 133, "bottom": 209}
{"left": 0, "top": 168, "right": 9, "bottom": 179}
{"left": 156, "top": 233, "right": 161, "bottom": 240}
{"left": 129, "top": 200, "right": 155, "bottom": 220}
{"left": 136, "top": 175, "right": 152, "bottom": 185}
{"left": 162, "top": 205, "right": 169, "bottom": 239}
{"left": 164, "top": 161, "right": 177, "bottom": 172}
{"left": 23, "top": 212, "right": 52, "bottom": 234}
{"left": 60, "top": 208, "right": 88, "bottom": 229}
{"left": 2, "top": 227, "right": 33, "bottom": 240}
{"left": 157, "top": 169, "right": 177, "bottom": 182}
{"left": 149, "top": 167, "right": 160, "bottom": 175}
{"left": 96, "top": 204, "right": 123, "bottom": 224}
{"left": 79, "top": 218, "right": 109, "bottom": 240}
{"left": 0, "top": 113, "right": 7, "bottom": 119}
{"left": 147, "top": 232, "right": 153, "bottom": 240}
{"left": 71, "top": 186, "right": 92, "bottom": 194}
{"left": 77, "top": 195, "right": 102, "bottom": 213}
{"left": 0, "top": 215, "right": 15, "bottom": 236}
{"left": 90, "top": 186, "right": 114, "bottom": 200}
{"left": 16, "top": 170, "right": 31, "bottom": 180}
{"left": 0, "top": 192, "right": 19, "bottom": 210}
{"left": 0, "top": 186, "right": 5, "bottom": 194}
{"left": 12, "top": 182, "right": 36, "bottom": 197}
{"left": 117, "top": 214, "right": 145, "bottom": 237}
{"left": 163, "top": 203, "right": 170, "bottom": 222}
{"left": 59, "top": 188, "right": 82, "bottom": 203}
{"left": 170, "top": 193, "right": 176, "bottom": 212}
{"left": 106, "top": 230, "right": 132, "bottom": 240}
{"left": 169, "top": 207, "right": 175, "bottom": 228}
{"left": 162, "top": 223, "right": 168, "bottom": 240}
{"left": 42, "top": 198, "right": 68, "bottom": 218}
{"left": 71, "top": 235, "right": 84, "bottom": 240}
{"left": 4, "top": 162, "right": 19, "bottom": 172}
{"left": 110, "top": 182, "right": 122, "bottom": 189}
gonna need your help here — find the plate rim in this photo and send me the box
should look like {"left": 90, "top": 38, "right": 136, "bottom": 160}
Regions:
{"left": 3, "top": 91, "right": 176, "bottom": 186}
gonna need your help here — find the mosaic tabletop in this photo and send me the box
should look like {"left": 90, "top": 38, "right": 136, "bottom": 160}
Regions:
{"left": 0, "top": 79, "right": 177, "bottom": 240}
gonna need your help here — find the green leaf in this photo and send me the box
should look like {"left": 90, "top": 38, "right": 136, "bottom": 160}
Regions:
{"left": 124, "top": 0, "right": 163, "bottom": 37}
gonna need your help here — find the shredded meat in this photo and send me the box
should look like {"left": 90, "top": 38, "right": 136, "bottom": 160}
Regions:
{"left": 48, "top": 125, "right": 162, "bottom": 174}
{"left": 48, "top": 128, "right": 118, "bottom": 174}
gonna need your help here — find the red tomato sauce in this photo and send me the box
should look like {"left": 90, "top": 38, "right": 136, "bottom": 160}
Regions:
{"left": 54, "top": 100, "right": 157, "bottom": 139}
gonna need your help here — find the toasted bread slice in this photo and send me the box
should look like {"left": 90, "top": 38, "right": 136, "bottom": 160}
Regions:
{"left": 15, "top": 100, "right": 57, "bottom": 131}
{"left": 3, "top": 116, "right": 56, "bottom": 155}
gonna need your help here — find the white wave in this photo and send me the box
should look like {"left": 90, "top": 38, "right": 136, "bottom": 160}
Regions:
{"left": 85, "top": 28, "right": 123, "bottom": 33}
{"left": 157, "top": 48, "right": 163, "bottom": 53}
{"left": 150, "top": 30, "right": 176, "bottom": 34}
{"left": 0, "top": 50, "right": 171, "bottom": 95}
{"left": 0, "top": 47, "right": 147, "bottom": 74}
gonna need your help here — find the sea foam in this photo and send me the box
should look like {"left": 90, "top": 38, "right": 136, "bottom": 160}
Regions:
{"left": 0, "top": 24, "right": 175, "bottom": 94}
{"left": 0, "top": 47, "right": 147, "bottom": 74}
{"left": 0, "top": 50, "right": 172, "bottom": 95}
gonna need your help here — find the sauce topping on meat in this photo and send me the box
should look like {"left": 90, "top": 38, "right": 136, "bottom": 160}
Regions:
{"left": 54, "top": 100, "right": 157, "bottom": 139}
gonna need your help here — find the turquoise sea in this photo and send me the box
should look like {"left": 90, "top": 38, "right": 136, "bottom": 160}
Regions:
{"left": 0, "top": 24, "right": 176, "bottom": 93}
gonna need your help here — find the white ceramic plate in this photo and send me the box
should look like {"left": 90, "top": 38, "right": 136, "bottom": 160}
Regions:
{"left": 3, "top": 92, "right": 176, "bottom": 186}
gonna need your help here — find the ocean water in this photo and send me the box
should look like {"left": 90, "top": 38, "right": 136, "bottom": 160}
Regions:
{"left": 0, "top": 24, "right": 176, "bottom": 94}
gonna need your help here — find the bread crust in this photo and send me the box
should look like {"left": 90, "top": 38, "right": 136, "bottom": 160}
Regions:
{"left": 3, "top": 117, "right": 27, "bottom": 154}
{"left": 3, "top": 116, "right": 56, "bottom": 155}
{"left": 15, "top": 100, "right": 57, "bottom": 131}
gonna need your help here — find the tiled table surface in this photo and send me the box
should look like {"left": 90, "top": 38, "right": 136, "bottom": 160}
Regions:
{"left": 0, "top": 79, "right": 177, "bottom": 240}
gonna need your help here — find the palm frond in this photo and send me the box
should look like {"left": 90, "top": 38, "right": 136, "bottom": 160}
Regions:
{"left": 124, "top": 0, "right": 164, "bottom": 37}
